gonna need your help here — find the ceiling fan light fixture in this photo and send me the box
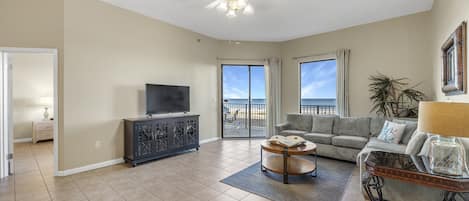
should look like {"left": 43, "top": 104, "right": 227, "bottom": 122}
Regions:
{"left": 226, "top": 9, "right": 237, "bottom": 18}
{"left": 207, "top": 0, "right": 253, "bottom": 18}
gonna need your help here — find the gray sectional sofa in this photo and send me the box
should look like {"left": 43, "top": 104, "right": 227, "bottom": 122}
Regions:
{"left": 275, "top": 114, "right": 417, "bottom": 162}
{"left": 275, "top": 113, "right": 451, "bottom": 201}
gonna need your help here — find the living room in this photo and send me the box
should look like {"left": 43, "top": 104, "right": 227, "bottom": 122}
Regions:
{"left": 0, "top": 0, "right": 468, "bottom": 200}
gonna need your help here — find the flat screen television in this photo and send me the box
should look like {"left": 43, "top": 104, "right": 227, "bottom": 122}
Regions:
{"left": 146, "top": 84, "right": 190, "bottom": 115}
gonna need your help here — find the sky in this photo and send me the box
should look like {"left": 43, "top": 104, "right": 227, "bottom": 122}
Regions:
{"left": 223, "top": 65, "right": 265, "bottom": 99}
{"left": 300, "top": 59, "right": 337, "bottom": 99}
{"left": 223, "top": 60, "right": 336, "bottom": 99}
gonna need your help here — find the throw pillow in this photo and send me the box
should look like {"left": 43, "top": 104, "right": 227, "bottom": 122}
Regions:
{"left": 377, "top": 120, "right": 406, "bottom": 144}
{"left": 393, "top": 119, "right": 418, "bottom": 144}
{"left": 405, "top": 131, "right": 428, "bottom": 155}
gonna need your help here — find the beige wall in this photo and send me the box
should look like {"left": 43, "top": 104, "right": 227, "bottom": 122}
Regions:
{"left": 2, "top": 0, "right": 454, "bottom": 171}
{"left": 11, "top": 54, "right": 54, "bottom": 140}
{"left": 63, "top": 0, "right": 221, "bottom": 169}
{"left": 431, "top": 0, "right": 469, "bottom": 102}
{"left": 218, "top": 41, "right": 281, "bottom": 59}
{"left": 0, "top": 0, "right": 64, "bottom": 169}
{"left": 280, "top": 12, "right": 434, "bottom": 117}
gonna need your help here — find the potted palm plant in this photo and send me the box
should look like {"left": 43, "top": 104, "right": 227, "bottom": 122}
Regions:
{"left": 369, "top": 73, "right": 425, "bottom": 118}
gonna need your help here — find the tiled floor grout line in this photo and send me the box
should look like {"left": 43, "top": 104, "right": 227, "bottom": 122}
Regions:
{"left": 73, "top": 179, "right": 92, "bottom": 201}
{"left": 31, "top": 143, "right": 54, "bottom": 201}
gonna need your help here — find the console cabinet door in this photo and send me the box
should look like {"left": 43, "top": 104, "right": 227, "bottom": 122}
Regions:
{"left": 153, "top": 120, "right": 170, "bottom": 154}
{"left": 171, "top": 118, "right": 186, "bottom": 149}
{"left": 185, "top": 117, "right": 198, "bottom": 146}
{"left": 134, "top": 120, "right": 170, "bottom": 159}
{"left": 134, "top": 122, "right": 154, "bottom": 159}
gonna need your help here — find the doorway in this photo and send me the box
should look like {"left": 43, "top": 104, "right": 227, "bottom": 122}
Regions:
{"left": 0, "top": 48, "right": 59, "bottom": 179}
{"left": 221, "top": 64, "right": 266, "bottom": 138}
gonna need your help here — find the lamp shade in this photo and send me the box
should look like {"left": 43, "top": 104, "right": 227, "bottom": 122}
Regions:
{"left": 418, "top": 101, "right": 469, "bottom": 138}
{"left": 38, "top": 97, "right": 53, "bottom": 107}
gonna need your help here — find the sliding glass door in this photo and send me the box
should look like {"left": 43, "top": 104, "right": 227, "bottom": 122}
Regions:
{"left": 222, "top": 65, "right": 266, "bottom": 138}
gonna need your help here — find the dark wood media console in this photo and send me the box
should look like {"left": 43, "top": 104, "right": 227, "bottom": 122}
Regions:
{"left": 124, "top": 114, "right": 199, "bottom": 167}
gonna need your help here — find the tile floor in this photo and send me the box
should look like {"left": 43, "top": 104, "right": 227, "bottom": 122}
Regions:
{"left": 0, "top": 139, "right": 365, "bottom": 201}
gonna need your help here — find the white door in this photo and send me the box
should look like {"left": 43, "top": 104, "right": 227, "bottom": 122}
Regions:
{"left": 0, "top": 52, "right": 9, "bottom": 178}
{"left": 6, "top": 55, "right": 13, "bottom": 176}
{"left": 0, "top": 52, "right": 14, "bottom": 178}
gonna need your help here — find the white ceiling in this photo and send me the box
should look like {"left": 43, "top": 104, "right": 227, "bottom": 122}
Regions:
{"left": 100, "top": 0, "right": 434, "bottom": 42}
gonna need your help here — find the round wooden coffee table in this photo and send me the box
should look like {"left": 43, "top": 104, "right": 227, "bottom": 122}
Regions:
{"left": 260, "top": 141, "right": 318, "bottom": 184}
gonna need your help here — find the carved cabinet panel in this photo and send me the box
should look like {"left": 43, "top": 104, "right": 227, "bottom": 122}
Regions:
{"left": 124, "top": 115, "right": 199, "bottom": 167}
{"left": 186, "top": 118, "right": 198, "bottom": 146}
{"left": 134, "top": 121, "right": 169, "bottom": 158}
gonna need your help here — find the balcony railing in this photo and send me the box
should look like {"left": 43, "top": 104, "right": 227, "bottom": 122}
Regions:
{"left": 300, "top": 105, "right": 336, "bottom": 115}
{"left": 223, "top": 103, "right": 336, "bottom": 128}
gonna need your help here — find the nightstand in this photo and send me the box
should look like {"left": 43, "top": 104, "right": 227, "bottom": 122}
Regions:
{"left": 32, "top": 120, "right": 54, "bottom": 143}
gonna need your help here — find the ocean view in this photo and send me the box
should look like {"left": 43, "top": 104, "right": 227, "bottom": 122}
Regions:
{"left": 224, "top": 98, "right": 336, "bottom": 106}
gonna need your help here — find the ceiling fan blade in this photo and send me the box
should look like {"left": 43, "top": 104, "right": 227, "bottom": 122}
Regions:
{"left": 216, "top": 1, "right": 228, "bottom": 12}
{"left": 206, "top": 0, "right": 222, "bottom": 9}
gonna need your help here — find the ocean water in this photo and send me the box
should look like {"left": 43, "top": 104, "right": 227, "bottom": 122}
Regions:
{"left": 224, "top": 98, "right": 336, "bottom": 106}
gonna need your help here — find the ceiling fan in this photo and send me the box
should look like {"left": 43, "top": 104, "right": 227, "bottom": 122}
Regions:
{"left": 206, "top": 0, "right": 254, "bottom": 18}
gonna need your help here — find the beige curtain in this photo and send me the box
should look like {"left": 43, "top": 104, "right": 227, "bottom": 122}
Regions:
{"left": 264, "top": 57, "right": 282, "bottom": 137}
{"left": 336, "top": 49, "right": 350, "bottom": 117}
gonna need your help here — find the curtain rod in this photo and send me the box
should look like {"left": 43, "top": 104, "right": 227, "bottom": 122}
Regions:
{"left": 292, "top": 51, "right": 336, "bottom": 60}
{"left": 217, "top": 57, "right": 266, "bottom": 62}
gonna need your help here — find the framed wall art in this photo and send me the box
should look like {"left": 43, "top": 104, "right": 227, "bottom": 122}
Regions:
{"left": 441, "top": 22, "right": 467, "bottom": 96}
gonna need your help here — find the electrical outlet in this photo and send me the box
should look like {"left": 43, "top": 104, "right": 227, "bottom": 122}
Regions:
{"left": 95, "top": 140, "right": 102, "bottom": 149}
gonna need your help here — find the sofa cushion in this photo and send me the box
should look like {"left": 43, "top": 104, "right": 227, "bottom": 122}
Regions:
{"left": 286, "top": 114, "right": 312, "bottom": 131}
{"left": 367, "top": 137, "right": 407, "bottom": 154}
{"left": 311, "top": 116, "right": 336, "bottom": 134}
{"left": 333, "top": 117, "right": 371, "bottom": 137}
{"left": 304, "top": 133, "right": 334, "bottom": 145}
{"left": 279, "top": 130, "right": 307, "bottom": 137}
{"left": 393, "top": 119, "right": 418, "bottom": 144}
{"left": 370, "top": 117, "right": 386, "bottom": 137}
{"left": 332, "top": 136, "right": 368, "bottom": 149}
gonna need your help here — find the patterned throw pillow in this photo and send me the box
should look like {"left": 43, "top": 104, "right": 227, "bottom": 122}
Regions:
{"left": 377, "top": 120, "right": 407, "bottom": 144}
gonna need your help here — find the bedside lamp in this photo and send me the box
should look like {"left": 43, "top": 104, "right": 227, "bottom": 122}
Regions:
{"left": 39, "top": 97, "right": 53, "bottom": 120}
{"left": 418, "top": 101, "right": 469, "bottom": 175}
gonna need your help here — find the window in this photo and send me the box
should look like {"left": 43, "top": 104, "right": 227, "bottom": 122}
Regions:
{"left": 300, "top": 59, "right": 337, "bottom": 115}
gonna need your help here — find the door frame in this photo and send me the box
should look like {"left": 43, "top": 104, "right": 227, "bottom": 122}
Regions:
{"left": 220, "top": 64, "right": 266, "bottom": 139}
{"left": 0, "top": 47, "right": 59, "bottom": 178}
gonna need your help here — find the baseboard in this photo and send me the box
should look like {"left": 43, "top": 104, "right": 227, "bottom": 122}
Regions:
{"left": 14, "top": 138, "right": 32, "bottom": 143}
{"left": 56, "top": 138, "right": 219, "bottom": 176}
{"left": 57, "top": 158, "right": 124, "bottom": 176}
{"left": 200, "top": 137, "right": 220, "bottom": 144}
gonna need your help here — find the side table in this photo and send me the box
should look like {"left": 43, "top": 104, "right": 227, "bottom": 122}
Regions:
{"left": 363, "top": 151, "right": 469, "bottom": 201}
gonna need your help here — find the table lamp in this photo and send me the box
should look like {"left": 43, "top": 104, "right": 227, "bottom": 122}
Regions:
{"left": 418, "top": 101, "right": 469, "bottom": 175}
{"left": 39, "top": 97, "right": 53, "bottom": 120}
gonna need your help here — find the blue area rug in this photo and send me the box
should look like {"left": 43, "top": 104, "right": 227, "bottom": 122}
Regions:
{"left": 221, "top": 157, "right": 355, "bottom": 201}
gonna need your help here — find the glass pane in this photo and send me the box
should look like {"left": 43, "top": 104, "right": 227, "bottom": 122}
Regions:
{"left": 250, "top": 66, "right": 266, "bottom": 138}
{"left": 300, "top": 60, "right": 337, "bottom": 115}
{"left": 223, "top": 65, "right": 249, "bottom": 138}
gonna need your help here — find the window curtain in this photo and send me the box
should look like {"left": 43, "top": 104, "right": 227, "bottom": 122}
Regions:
{"left": 264, "top": 57, "right": 282, "bottom": 137}
{"left": 336, "top": 49, "right": 350, "bottom": 117}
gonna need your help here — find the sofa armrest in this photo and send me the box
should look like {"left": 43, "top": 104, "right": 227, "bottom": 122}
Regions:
{"left": 275, "top": 123, "right": 290, "bottom": 135}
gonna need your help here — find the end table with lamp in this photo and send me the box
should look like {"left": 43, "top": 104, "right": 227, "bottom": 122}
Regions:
{"left": 363, "top": 102, "right": 469, "bottom": 201}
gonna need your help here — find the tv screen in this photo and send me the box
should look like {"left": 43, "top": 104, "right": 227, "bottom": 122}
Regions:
{"left": 146, "top": 84, "right": 190, "bottom": 114}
